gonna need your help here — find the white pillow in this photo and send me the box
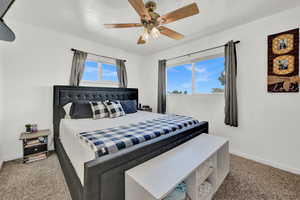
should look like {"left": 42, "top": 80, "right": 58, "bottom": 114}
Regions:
{"left": 63, "top": 103, "right": 72, "bottom": 119}
{"left": 89, "top": 101, "right": 109, "bottom": 120}
{"left": 103, "top": 101, "right": 125, "bottom": 118}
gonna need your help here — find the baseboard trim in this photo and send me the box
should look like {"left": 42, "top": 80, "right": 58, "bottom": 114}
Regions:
{"left": 230, "top": 150, "right": 300, "bottom": 175}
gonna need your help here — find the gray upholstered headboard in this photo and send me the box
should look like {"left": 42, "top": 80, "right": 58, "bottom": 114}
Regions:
{"left": 53, "top": 85, "right": 138, "bottom": 144}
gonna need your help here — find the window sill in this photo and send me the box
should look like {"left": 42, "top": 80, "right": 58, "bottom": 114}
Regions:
{"left": 81, "top": 81, "right": 118, "bottom": 86}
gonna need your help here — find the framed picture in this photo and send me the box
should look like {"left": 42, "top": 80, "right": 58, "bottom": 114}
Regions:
{"left": 268, "top": 28, "right": 299, "bottom": 93}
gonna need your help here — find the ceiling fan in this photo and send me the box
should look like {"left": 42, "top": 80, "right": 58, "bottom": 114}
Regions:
{"left": 104, "top": 0, "right": 200, "bottom": 45}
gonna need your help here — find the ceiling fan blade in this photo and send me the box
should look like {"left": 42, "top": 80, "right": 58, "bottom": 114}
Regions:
{"left": 104, "top": 23, "right": 143, "bottom": 28}
{"left": 158, "top": 3, "right": 199, "bottom": 25}
{"left": 137, "top": 36, "right": 146, "bottom": 44}
{"left": 128, "top": 0, "right": 151, "bottom": 21}
{"left": 159, "top": 26, "right": 184, "bottom": 40}
{"left": 0, "top": 19, "right": 15, "bottom": 41}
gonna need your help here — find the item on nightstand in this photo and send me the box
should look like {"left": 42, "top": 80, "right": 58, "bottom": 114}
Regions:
{"left": 38, "top": 136, "right": 46, "bottom": 143}
{"left": 25, "top": 124, "right": 38, "bottom": 133}
{"left": 25, "top": 124, "right": 31, "bottom": 133}
{"left": 31, "top": 124, "right": 38, "bottom": 132}
{"left": 26, "top": 153, "right": 47, "bottom": 163}
{"left": 139, "top": 105, "right": 153, "bottom": 112}
{"left": 142, "top": 105, "right": 150, "bottom": 109}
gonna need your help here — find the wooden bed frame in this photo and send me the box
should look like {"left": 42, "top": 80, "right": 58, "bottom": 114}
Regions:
{"left": 53, "top": 85, "right": 209, "bottom": 200}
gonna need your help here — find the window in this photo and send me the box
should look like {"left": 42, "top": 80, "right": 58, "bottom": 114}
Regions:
{"left": 167, "top": 56, "right": 225, "bottom": 94}
{"left": 82, "top": 60, "right": 118, "bottom": 85}
{"left": 167, "top": 64, "right": 193, "bottom": 94}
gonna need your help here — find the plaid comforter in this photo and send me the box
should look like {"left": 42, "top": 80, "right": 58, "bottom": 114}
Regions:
{"left": 78, "top": 115, "right": 200, "bottom": 157}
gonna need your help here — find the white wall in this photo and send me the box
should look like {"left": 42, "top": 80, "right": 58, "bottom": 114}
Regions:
{"left": 0, "top": 19, "right": 143, "bottom": 161}
{"left": 139, "top": 7, "right": 300, "bottom": 174}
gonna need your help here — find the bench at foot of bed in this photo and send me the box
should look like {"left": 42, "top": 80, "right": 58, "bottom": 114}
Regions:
{"left": 125, "top": 134, "right": 229, "bottom": 200}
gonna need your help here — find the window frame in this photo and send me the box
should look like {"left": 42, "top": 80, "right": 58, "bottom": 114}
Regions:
{"left": 166, "top": 53, "right": 225, "bottom": 95}
{"left": 81, "top": 58, "right": 119, "bottom": 86}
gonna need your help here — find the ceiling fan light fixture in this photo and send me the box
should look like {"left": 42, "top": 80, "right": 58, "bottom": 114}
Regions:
{"left": 141, "top": 28, "right": 149, "bottom": 41}
{"left": 150, "top": 27, "right": 160, "bottom": 39}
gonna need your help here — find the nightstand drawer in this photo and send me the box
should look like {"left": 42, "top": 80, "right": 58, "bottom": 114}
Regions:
{"left": 24, "top": 144, "right": 47, "bottom": 156}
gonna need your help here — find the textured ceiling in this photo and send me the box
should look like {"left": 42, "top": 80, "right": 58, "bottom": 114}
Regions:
{"left": 5, "top": 0, "right": 300, "bottom": 54}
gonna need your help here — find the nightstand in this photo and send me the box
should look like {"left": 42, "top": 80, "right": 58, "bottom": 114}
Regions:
{"left": 19, "top": 129, "right": 50, "bottom": 163}
{"left": 138, "top": 108, "right": 153, "bottom": 112}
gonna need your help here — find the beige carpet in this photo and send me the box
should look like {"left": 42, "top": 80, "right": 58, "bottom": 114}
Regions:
{"left": 214, "top": 156, "right": 300, "bottom": 200}
{"left": 0, "top": 154, "right": 299, "bottom": 200}
{"left": 0, "top": 154, "right": 71, "bottom": 200}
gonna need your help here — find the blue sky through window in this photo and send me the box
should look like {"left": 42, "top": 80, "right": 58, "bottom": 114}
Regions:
{"left": 82, "top": 61, "right": 98, "bottom": 81}
{"left": 195, "top": 57, "right": 225, "bottom": 93}
{"left": 82, "top": 61, "right": 118, "bottom": 82}
{"left": 102, "top": 64, "right": 118, "bottom": 82}
{"left": 167, "top": 64, "right": 193, "bottom": 94}
{"left": 167, "top": 57, "right": 225, "bottom": 94}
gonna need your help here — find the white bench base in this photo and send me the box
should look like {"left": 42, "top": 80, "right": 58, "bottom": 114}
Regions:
{"left": 126, "top": 134, "right": 229, "bottom": 200}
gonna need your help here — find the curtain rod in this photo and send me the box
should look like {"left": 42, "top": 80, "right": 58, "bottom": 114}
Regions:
{"left": 165, "top": 41, "right": 240, "bottom": 62}
{"left": 71, "top": 48, "right": 127, "bottom": 62}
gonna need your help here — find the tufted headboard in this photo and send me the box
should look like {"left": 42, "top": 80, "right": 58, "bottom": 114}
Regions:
{"left": 53, "top": 85, "right": 138, "bottom": 143}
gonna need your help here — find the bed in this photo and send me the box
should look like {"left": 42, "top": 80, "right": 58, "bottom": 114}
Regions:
{"left": 53, "top": 85, "right": 209, "bottom": 200}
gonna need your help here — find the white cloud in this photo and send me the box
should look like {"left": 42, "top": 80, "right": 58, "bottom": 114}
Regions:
{"left": 168, "top": 67, "right": 180, "bottom": 72}
{"left": 180, "top": 82, "right": 192, "bottom": 89}
{"left": 102, "top": 69, "right": 117, "bottom": 77}
{"left": 84, "top": 66, "right": 98, "bottom": 73}
{"left": 195, "top": 67, "right": 206, "bottom": 73}
{"left": 185, "top": 65, "right": 207, "bottom": 73}
{"left": 196, "top": 76, "right": 209, "bottom": 82}
{"left": 185, "top": 65, "right": 192, "bottom": 71}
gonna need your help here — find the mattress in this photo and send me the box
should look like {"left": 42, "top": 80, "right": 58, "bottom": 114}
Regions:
{"left": 60, "top": 111, "right": 165, "bottom": 185}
